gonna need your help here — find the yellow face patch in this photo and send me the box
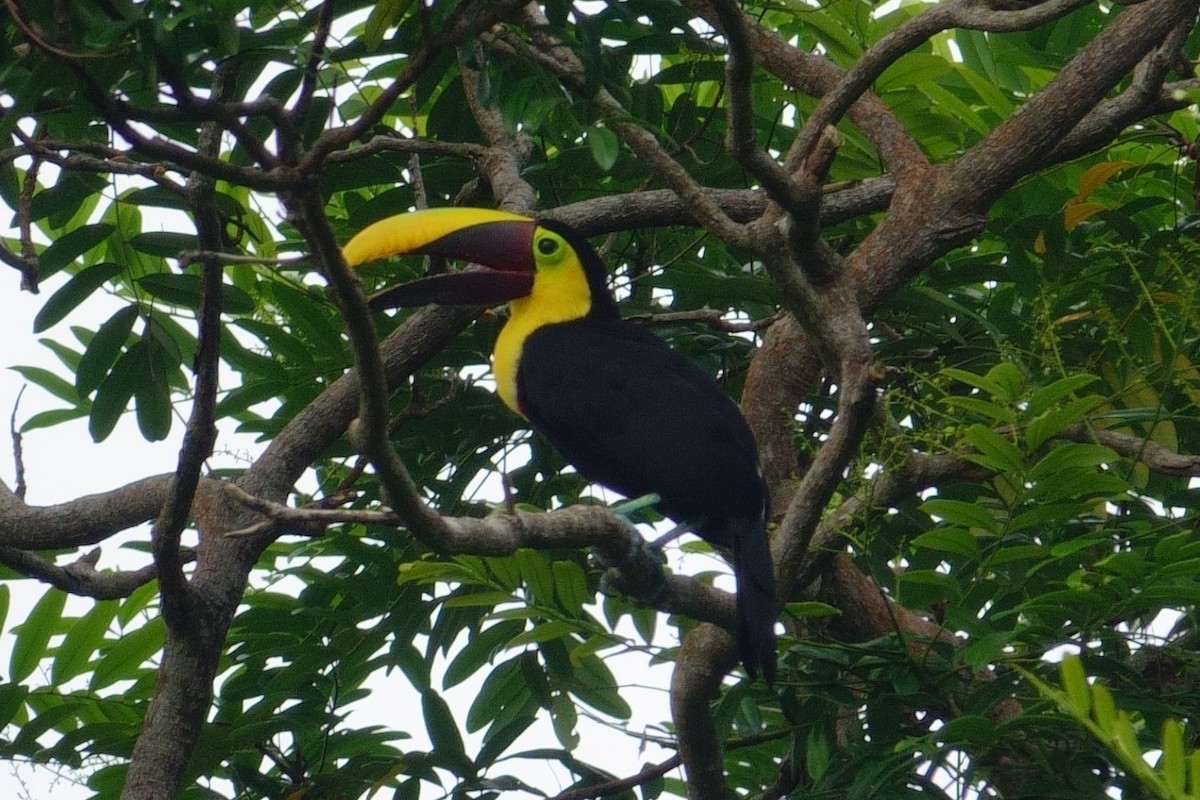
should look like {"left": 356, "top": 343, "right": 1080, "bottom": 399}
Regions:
{"left": 492, "top": 225, "right": 593, "bottom": 413}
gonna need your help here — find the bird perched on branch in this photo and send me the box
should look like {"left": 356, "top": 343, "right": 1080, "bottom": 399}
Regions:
{"left": 343, "top": 207, "right": 777, "bottom": 684}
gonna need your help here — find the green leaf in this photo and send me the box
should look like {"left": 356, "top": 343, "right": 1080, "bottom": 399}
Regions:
{"left": 134, "top": 330, "right": 177, "bottom": 441}
{"left": 1059, "top": 655, "right": 1090, "bottom": 716}
{"left": 39, "top": 224, "right": 115, "bottom": 277}
{"left": 551, "top": 560, "right": 589, "bottom": 612}
{"left": 986, "top": 543, "right": 1046, "bottom": 565}
{"left": 34, "top": 261, "right": 125, "bottom": 332}
{"left": 76, "top": 305, "right": 139, "bottom": 395}
{"left": 0, "top": 586, "right": 11, "bottom": 637}
{"left": 896, "top": 569, "right": 961, "bottom": 606}
{"left": 919, "top": 498, "right": 999, "bottom": 534}
{"left": 37, "top": 224, "right": 116, "bottom": 280}
{"left": 1024, "top": 395, "right": 1106, "bottom": 451}
{"left": 982, "top": 362, "right": 1023, "bottom": 402}
{"left": 10, "top": 365, "right": 79, "bottom": 404}
{"left": 1008, "top": 502, "right": 1083, "bottom": 534}
{"left": 650, "top": 60, "right": 726, "bottom": 85}
{"left": 963, "top": 424, "right": 1025, "bottom": 475}
{"left": 0, "top": 683, "right": 28, "bottom": 729}
{"left": 89, "top": 344, "right": 146, "bottom": 442}
{"left": 421, "top": 688, "right": 469, "bottom": 773}
{"left": 550, "top": 694, "right": 579, "bottom": 749}
{"left": 587, "top": 126, "right": 620, "bottom": 171}
{"left": 506, "top": 620, "right": 577, "bottom": 648}
{"left": 515, "top": 549, "right": 556, "bottom": 608}
{"left": 364, "top": 0, "right": 413, "bottom": 49}
{"left": 567, "top": 653, "right": 631, "bottom": 719}
{"left": 941, "top": 367, "right": 1004, "bottom": 396}
{"left": 10, "top": 588, "right": 67, "bottom": 683}
{"left": 122, "top": 185, "right": 192, "bottom": 210}
{"left": 943, "top": 395, "right": 1019, "bottom": 425}
{"left": 20, "top": 407, "right": 90, "bottom": 432}
{"left": 918, "top": 82, "right": 989, "bottom": 136}
{"left": 466, "top": 658, "right": 525, "bottom": 733}
{"left": 138, "top": 273, "right": 257, "bottom": 314}
{"left": 911, "top": 528, "right": 980, "bottom": 558}
{"left": 128, "top": 231, "right": 200, "bottom": 258}
{"left": 443, "top": 620, "right": 525, "bottom": 689}
{"left": 1091, "top": 682, "right": 1117, "bottom": 730}
{"left": 91, "top": 616, "right": 165, "bottom": 690}
{"left": 52, "top": 601, "right": 120, "bottom": 685}
{"left": 875, "top": 53, "right": 952, "bottom": 94}
{"left": 631, "top": 606, "right": 657, "bottom": 645}
{"left": 784, "top": 601, "right": 841, "bottom": 619}
{"left": 1027, "top": 443, "right": 1116, "bottom": 483}
{"left": 1026, "top": 373, "right": 1100, "bottom": 417}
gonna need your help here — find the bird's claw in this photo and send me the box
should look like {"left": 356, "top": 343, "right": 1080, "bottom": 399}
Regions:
{"left": 591, "top": 519, "right": 668, "bottom": 605}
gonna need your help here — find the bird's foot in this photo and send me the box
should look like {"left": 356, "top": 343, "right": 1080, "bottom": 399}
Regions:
{"left": 592, "top": 517, "right": 668, "bottom": 606}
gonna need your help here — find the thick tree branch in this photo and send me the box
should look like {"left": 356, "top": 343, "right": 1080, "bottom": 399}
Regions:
{"left": 1063, "top": 422, "right": 1200, "bottom": 476}
{"left": 146, "top": 63, "right": 235, "bottom": 632}
{"left": 281, "top": 188, "right": 454, "bottom": 557}
{"left": 786, "top": 0, "right": 1094, "bottom": 174}
{"left": 745, "top": 0, "right": 1199, "bottom": 515}
{"left": 0, "top": 140, "right": 190, "bottom": 190}
{"left": 0, "top": 475, "right": 175, "bottom": 550}
{"left": 224, "top": 483, "right": 740, "bottom": 631}
{"left": 544, "top": 178, "right": 895, "bottom": 237}
{"left": 458, "top": 43, "right": 537, "bottom": 212}
{"left": 956, "top": 0, "right": 1200, "bottom": 210}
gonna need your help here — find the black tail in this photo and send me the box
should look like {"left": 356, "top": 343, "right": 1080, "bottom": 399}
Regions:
{"left": 731, "top": 517, "right": 777, "bottom": 685}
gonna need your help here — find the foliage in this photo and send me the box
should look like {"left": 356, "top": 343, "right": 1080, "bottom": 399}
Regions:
{"left": 1027, "top": 655, "right": 1200, "bottom": 800}
{"left": 0, "top": 0, "right": 1199, "bottom": 798}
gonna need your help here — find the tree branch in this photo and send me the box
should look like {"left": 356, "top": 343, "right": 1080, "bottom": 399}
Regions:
{"left": 302, "top": 0, "right": 533, "bottom": 169}
{"left": 458, "top": 42, "right": 537, "bottom": 211}
{"left": 0, "top": 545, "right": 195, "bottom": 600}
{"left": 496, "top": 8, "right": 753, "bottom": 248}
{"left": 547, "top": 753, "right": 683, "bottom": 800}
{"left": 1063, "top": 422, "right": 1200, "bottom": 476}
{"left": 709, "top": 0, "right": 799, "bottom": 215}
{"left": 681, "top": 0, "right": 930, "bottom": 179}
{"left": 785, "top": 0, "right": 1093, "bottom": 176}
{"left": 0, "top": 475, "right": 176, "bottom": 550}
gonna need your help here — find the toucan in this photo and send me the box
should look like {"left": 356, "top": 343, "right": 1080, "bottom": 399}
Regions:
{"left": 343, "top": 207, "right": 778, "bottom": 684}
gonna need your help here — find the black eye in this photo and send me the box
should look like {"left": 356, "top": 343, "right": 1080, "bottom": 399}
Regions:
{"left": 537, "top": 237, "right": 559, "bottom": 256}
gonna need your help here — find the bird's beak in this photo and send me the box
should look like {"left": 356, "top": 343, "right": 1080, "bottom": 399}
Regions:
{"left": 343, "top": 208, "right": 538, "bottom": 311}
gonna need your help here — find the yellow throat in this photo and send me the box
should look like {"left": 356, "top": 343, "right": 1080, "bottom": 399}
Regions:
{"left": 493, "top": 257, "right": 592, "bottom": 414}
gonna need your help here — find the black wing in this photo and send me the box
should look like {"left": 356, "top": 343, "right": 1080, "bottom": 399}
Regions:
{"left": 517, "top": 318, "right": 765, "bottom": 538}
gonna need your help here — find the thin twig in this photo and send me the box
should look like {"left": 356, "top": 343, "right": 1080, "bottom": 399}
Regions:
{"left": 290, "top": 0, "right": 338, "bottom": 158}
{"left": 331, "top": 374, "right": 464, "bottom": 496}
{"left": 17, "top": 130, "right": 40, "bottom": 292}
{"left": 625, "top": 308, "right": 782, "bottom": 334}
{"left": 176, "top": 251, "right": 310, "bottom": 270}
{"left": 9, "top": 386, "right": 26, "bottom": 501}
{"left": 302, "top": 0, "right": 532, "bottom": 168}
{"left": 546, "top": 754, "right": 683, "bottom": 800}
